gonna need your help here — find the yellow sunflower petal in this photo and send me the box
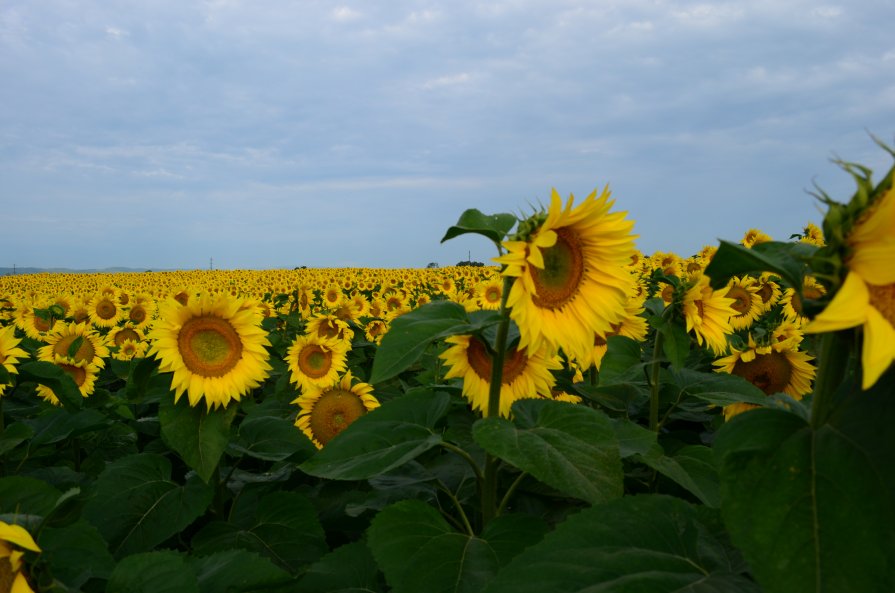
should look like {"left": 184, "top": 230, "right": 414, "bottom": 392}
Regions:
{"left": 0, "top": 522, "right": 41, "bottom": 553}
{"left": 804, "top": 272, "right": 869, "bottom": 333}
{"left": 848, "top": 240, "right": 895, "bottom": 285}
{"left": 861, "top": 306, "right": 895, "bottom": 390}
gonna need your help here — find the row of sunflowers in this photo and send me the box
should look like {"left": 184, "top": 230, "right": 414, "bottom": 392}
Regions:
{"left": 1, "top": 144, "right": 893, "bottom": 592}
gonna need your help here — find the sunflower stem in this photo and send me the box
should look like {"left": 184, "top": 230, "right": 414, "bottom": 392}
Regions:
{"left": 440, "top": 441, "right": 484, "bottom": 483}
{"left": 482, "top": 275, "right": 514, "bottom": 527}
{"left": 810, "top": 330, "right": 852, "bottom": 429}
{"left": 436, "top": 480, "right": 475, "bottom": 537}
{"left": 496, "top": 471, "right": 527, "bottom": 517}
{"left": 649, "top": 329, "right": 665, "bottom": 432}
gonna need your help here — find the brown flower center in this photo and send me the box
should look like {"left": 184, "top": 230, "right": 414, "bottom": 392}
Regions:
{"left": 725, "top": 286, "right": 753, "bottom": 315}
{"left": 95, "top": 298, "right": 118, "bottom": 320}
{"left": 298, "top": 344, "right": 332, "bottom": 379}
{"left": 177, "top": 316, "right": 243, "bottom": 377}
{"left": 309, "top": 388, "right": 368, "bottom": 445}
{"left": 868, "top": 283, "right": 895, "bottom": 327}
{"left": 114, "top": 328, "right": 140, "bottom": 346}
{"left": 530, "top": 227, "right": 584, "bottom": 310}
{"left": 732, "top": 351, "right": 792, "bottom": 395}
{"left": 466, "top": 337, "right": 528, "bottom": 384}
{"left": 129, "top": 305, "right": 147, "bottom": 324}
{"left": 53, "top": 334, "right": 96, "bottom": 364}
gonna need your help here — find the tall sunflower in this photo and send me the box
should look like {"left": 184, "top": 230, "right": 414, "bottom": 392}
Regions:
{"left": 294, "top": 371, "right": 380, "bottom": 448}
{"left": 806, "top": 180, "right": 895, "bottom": 389}
{"left": 578, "top": 293, "right": 648, "bottom": 371}
{"left": 36, "top": 357, "right": 100, "bottom": 406}
{"left": 148, "top": 292, "right": 272, "bottom": 410}
{"left": 723, "top": 276, "right": 763, "bottom": 330}
{"left": 713, "top": 336, "right": 815, "bottom": 420}
{"left": 682, "top": 275, "right": 736, "bottom": 355}
{"left": 88, "top": 291, "right": 125, "bottom": 329}
{"left": 286, "top": 333, "right": 349, "bottom": 393}
{"left": 494, "top": 186, "right": 637, "bottom": 363}
{"left": 1, "top": 520, "right": 41, "bottom": 593}
{"left": 38, "top": 321, "right": 109, "bottom": 369}
{"left": 0, "top": 325, "right": 28, "bottom": 397}
{"left": 441, "top": 335, "right": 560, "bottom": 417}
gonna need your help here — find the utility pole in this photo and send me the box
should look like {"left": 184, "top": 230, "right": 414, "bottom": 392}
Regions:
{"left": 12, "top": 264, "right": 15, "bottom": 275}
{"left": 210, "top": 257, "right": 213, "bottom": 271}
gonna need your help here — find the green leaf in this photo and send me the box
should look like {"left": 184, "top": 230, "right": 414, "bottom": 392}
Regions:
{"left": 479, "top": 513, "right": 548, "bottom": 567}
{"left": 38, "top": 520, "right": 116, "bottom": 588}
{"left": 298, "top": 541, "right": 382, "bottom": 593}
{"left": 0, "top": 421, "right": 34, "bottom": 455}
{"left": 300, "top": 390, "right": 450, "bottom": 481}
{"left": 0, "top": 476, "right": 62, "bottom": 516}
{"left": 666, "top": 367, "right": 769, "bottom": 408}
{"left": 649, "top": 316, "right": 691, "bottom": 369}
{"left": 189, "top": 549, "right": 293, "bottom": 593}
{"left": 27, "top": 408, "right": 110, "bottom": 446}
{"left": 612, "top": 420, "right": 721, "bottom": 507}
{"left": 0, "top": 362, "right": 10, "bottom": 385}
{"left": 107, "top": 551, "right": 199, "bottom": 593}
{"left": 473, "top": 399, "right": 623, "bottom": 505}
{"left": 368, "top": 500, "right": 503, "bottom": 593}
{"left": 714, "top": 379, "right": 895, "bottom": 593}
{"left": 230, "top": 415, "right": 317, "bottom": 462}
{"left": 159, "top": 396, "right": 237, "bottom": 483}
{"left": 125, "top": 356, "right": 160, "bottom": 401}
{"left": 370, "top": 301, "right": 472, "bottom": 384}
{"left": 440, "top": 209, "right": 517, "bottom": 245}
{"left": 597, "top": 335, "right": 647, "bottom": 384}
{"left": 704, "top": 240, "right": 815, "bottom": 290}
{"left": 18, "top": 360, "right": 83, "bottom": 410}
{"left": 83, "top": 453, "right": 213, "bottom": 558}
{"left": 482, "top": 495, "right": 760, "bottom": 593}
{"left": 191, "top": 490, "right": 327, "bottom": 574}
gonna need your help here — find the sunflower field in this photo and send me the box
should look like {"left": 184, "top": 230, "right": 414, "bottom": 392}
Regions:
{"left": 1, "top": 146, "right": 894, "bottom": 593}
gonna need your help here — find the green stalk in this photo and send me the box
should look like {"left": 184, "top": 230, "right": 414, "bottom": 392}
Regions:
{"left": 481, "top": 275, "right": 514, "bottom": 526}
{"left": 810, "top": 330, "right": 852, "bottom": 429}
{"left": 649, "top": 330, "right": 665, "bottom": 432}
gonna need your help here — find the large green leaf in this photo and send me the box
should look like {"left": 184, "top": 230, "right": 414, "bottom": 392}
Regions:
{"left": 229, "top": 414, "right": 317, "bottom": 462}
{"left": 83, "top": 453, "right": 213, "bottom": 558}
{"left": 0, "top": 476, "right": 62, "bottom": 516}
{"left": 17, "top": 360, "right": 84, "bottom": 410}
{"left": 612, "top": 419, "right": 720, "bottom": 507}
{"left": 714, "top": 378, "right": 895, "bottom": 593}
{"left": 26, "top": 408, "right": 109, "bottom": 446}
{"left": 472, "top": 399, "right": 623, "bottom": 505}
{"left": 368, "top": 500, "right": 544, "bottom": 593}
{"left": 191, "top": 490, "right": 327, "bottom": 574}
{"left": 300, "top": 390, "right": 450, "bottom": 480}
{"left": 189, "top": 549, "right": 293, "bottom": 593}
{"left": 370, "top": 300, "right": 473, "bottom": 384}
{"left": 704, "top": 240, "right": 815, "bottom": 289}
{"left": 159, "top": 396, "right": 237, "bottom": 483}
{"left": 38, "top": 520, "right": 116, "bottom": 588}
{"left": 482, "top": 495, "right": 760, "bottom": 593}
{"left": 666, "top": 367, "right": 769, "bottom": 408}
{"left": 107, "top": 551, "right": 199, "bottom": 593}
{"left": 297, "top": 541, "right": 383, "bottom": 593}
{"left": 440, "top": 209, "right": 517, "bottom": 245}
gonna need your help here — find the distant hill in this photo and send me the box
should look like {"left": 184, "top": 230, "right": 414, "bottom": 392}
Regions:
{"left": 0, "top": 267, "right": 155, "bottom": 276}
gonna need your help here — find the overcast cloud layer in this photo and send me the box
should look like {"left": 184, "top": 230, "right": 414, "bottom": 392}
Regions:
{"left": 2, "top": 0, "right": 894, "bottom": 270}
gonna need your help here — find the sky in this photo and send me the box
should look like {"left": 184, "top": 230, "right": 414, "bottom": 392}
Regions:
{"left": 2, "top": 0, "right": 894, "bottom": 270}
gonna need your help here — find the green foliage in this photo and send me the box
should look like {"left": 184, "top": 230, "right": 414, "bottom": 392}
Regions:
{"left": 441, "top": 209, "right": 518, "bottom": 246}
{"left": 159, "top": 396, "right": 237, "bottom": 483}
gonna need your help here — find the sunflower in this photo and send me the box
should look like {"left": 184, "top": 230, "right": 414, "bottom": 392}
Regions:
{"left": 682, "top": 275, "right": 736, "bottom": 355}
{"left": 0, "top": 325, "right": 28, "bottom": 397}
{"left": 88, "top": 291, "right": 125, "bottom": 329}
{"left": 714, "top": 337, "right": 815, "bottom": 419}
{"left": 781, "top": 276, "right": 826, "bottom": 326}
{"left": 294, "top": 371, "right": 380, "bottom": 448}
{"left": 364, "top": 319, "right": 388, "bottom": 344}
{"left": 15, "top": 300, "right": 58, "bottom": 340}
{"left": 308, "top": 312, "right": 354, "bottom": 341}
{"left": 36, "top": 357, "right": 100, "bottom": 406}
{"left": 723, "top": 276, "right": 763, "bottom": 330}
{"left": 147, "top": 292, "right": 272, "bottom": 410}
{"left": 114, "top": 339, "right": 148, "bottom": 361}
{"left": 753, "top": 273, "right": 782, "bottom": 313}
{"left": 805, "top": 180, "right": 895, "bottom": 388}
{"left": 800, "top": 222, "right": 826, "bottom": 247}
{"left": 125, "top": 293, "right": 157, "bottom": 329}
{"left": 38, "top": 321, "right": 109, "bottom": 369}
{"left": 1, "top": 520, "right": 41, "bottom": 593}
{"left": 578, "top": 293, "right": 648, "bottom": 371}
{"left": 494, "top": 186, "right": 637, "bottom": 363}
{"left": 475, "top": 277, "right": 504, "bottom": 311}
{"left": 286, "top": 333, "right": 349, "bottom": 392}
{"left": 741, "top": 228, "right": 772, "bottom": 248}
{"left": 441, "top": 335, "right": 560, "bottom": 417}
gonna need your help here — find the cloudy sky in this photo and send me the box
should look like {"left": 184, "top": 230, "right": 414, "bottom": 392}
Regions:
{"left": 2, "top": 0, "right": 893, "bottom": 270}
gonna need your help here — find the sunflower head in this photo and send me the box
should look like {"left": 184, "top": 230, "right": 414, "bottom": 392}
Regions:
{"left": 1, "top": 520, "right": 41, "bottom": 593}
{"left": 294, "top": 371, "right": 379, "bottom": 448}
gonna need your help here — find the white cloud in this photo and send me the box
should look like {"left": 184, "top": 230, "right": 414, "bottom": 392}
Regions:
{"left": 332, "top": 6, "right": 361, "bottom": 22}
{"left": 421, "top": 72, "right": 473, "bottom": 90}
{"left": 105, "top": 26, "right": 128, "bottom": 40}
